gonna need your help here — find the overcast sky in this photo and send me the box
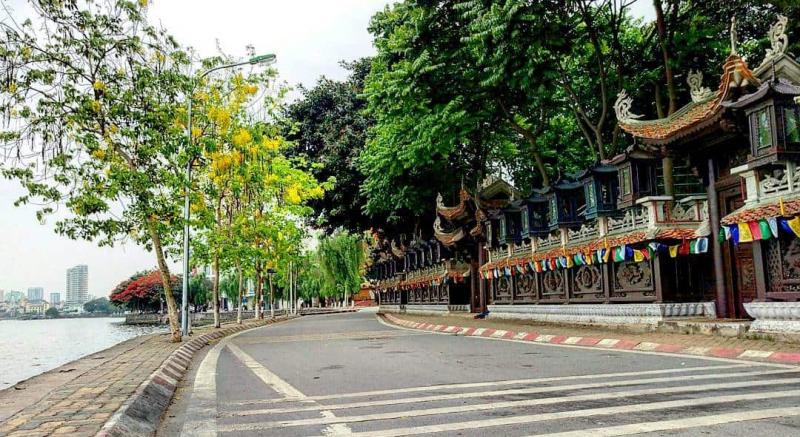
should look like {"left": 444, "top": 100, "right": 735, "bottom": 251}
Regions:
{"left": 0, "top": 0, "right": 655, "bottom": 298}
{"left": 0, "top": 0, "right": 392, "bottom": 297}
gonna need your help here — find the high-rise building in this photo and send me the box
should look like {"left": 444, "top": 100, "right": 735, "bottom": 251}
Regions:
{"left": 50, "top": 292, "right": 61, "bottom": 306}
{"left": 27, "top": 287, "right": 44, "bottom": 301}
{"left": 66, "top": 265, "right": 89, "bottom": 308}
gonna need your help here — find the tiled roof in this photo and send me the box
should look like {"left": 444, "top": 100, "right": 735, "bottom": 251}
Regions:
{"left": 619, "top": 54, "right": 759, "bottom": 144}
{"left": 437, "top": 189, "right": 471, "bottom": 221}
{"left": 721, "top": 198, "right": 800, "bottom": 225}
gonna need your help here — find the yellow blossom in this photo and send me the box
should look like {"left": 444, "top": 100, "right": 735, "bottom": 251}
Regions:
{"left": 284, "top": 185, "right": 301, "bottom": 205}
{"left": 232, "top": 129, "right": 252, "bottom": 146}
{"left": 262, "top": 138, "right": 280, "bottom": 152}
{"left": 90, "top": 100, "right": 101, "bottom": 113}
{"left": 93, "top": 80, "right": 106, "bottom": 91}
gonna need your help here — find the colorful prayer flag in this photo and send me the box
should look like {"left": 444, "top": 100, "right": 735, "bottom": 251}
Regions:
{"left": 738, "top": 222, "right": 753, "bottom": 243}
{"left": 788, "top": 216, "right": 800, "bottom": 238}
{"left": 759, "top": 220, "right": 772, "bottom": 240}
{"left": 668, "top": 245, "right": 679, "bottom": 258}
{"left": 748, "top": 221, "right": 762, "bottom": 241}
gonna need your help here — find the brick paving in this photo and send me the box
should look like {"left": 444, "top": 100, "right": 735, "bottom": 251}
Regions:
{"left": 0, "top": 319, "right": 266, "bottom": 437}
{"left": 384, "top": 313, "right": 800, "bottom": 362}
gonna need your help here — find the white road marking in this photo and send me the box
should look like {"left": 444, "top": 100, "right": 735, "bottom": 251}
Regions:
{"left": 226, "top": 342, "right": 353, "bottom": 435}
{"left": 222, "top": 363, "right": 751, "bottom": 406}
{"left": 535, "top": 406, "right": 800, "bottom": 436}
{"left": 179, "top": 340, "right": 224, "bottom": 437}
{"left": 227, "top": 368, "right": 799, "bottom": 416}
{"left": 295, "top": 389, "right": 800, "bottom": 437}
{"left": 180, "top": 323, "right": 277, "bottom": 436}
{"left": 216, "top": 377, "right": 800, "bottom": 430}
{"left": 227, "top": 343, "right": 307, "bottom": 399}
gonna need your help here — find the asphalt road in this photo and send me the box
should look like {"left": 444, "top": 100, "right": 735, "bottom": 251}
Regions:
{"left": 159, "top": 310, "right": 800, "bottom": 436}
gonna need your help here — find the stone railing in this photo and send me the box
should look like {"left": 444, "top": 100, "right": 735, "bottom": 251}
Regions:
{"left": 607, "top": 206, "right": 649, "bottom": 235}
{"left": 734, "top": 162, "right": 800, "bottom": 206}
{"left": 567, "top": 222, "right": 598, "bottom": 243}
{"left": 535, "top": 232, "right": 562, "bottom": 250}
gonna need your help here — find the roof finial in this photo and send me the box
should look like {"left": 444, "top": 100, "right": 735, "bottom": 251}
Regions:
{"left": 759, "top": 15, "right": 789, "bottom": 69}
{"left": 687, "top": 70, "right": 714, "bottom": 103}
{"left": 614, "top": 90, "right": 643, "bottom": 122}
{"left": 730, "top": 16, "right": 738, "bottom": 56}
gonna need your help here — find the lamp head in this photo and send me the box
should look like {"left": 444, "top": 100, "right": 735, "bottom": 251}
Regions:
{"left": 249, "top": 53, "right": 277, "bottom": 66}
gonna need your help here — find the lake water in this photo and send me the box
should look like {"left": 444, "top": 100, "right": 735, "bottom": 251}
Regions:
{"left": 0, "top": 317, "right": 166, "bottom": 390}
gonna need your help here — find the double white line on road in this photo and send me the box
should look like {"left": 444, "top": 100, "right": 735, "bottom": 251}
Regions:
{"left": 216, "top": 376, "right": 800, "bottom": 431}
{"left": 223, "top": 362, "right": 752, "bottom": 406}
{"left": 225, "top": 367, "right": 799, "bottom": 416}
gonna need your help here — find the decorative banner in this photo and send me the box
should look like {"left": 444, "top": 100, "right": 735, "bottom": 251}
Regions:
{"left": 724, "top": 216, "right": 800, "bottom": 244}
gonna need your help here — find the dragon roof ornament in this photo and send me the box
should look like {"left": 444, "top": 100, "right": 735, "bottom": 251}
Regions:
{"left": 687, "top": 70, "right": 715, "bottom": 103}
{"left": 759, "top": 15, "right": 789, "bottom": 70}
{"left": 614, "top": 90, "right": 643, "bottom": 122}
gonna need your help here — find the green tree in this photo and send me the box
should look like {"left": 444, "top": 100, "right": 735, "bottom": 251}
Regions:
{"left": 1, "top": 1, "right": 188, "bottom": 341}
{"left": 317, "top": 231, "right": 366, "bottom": 305}
{"left": 285, "top": 58, "right": 376, "bottom": 233}
{"left": 45, "top": 307, "right": 59, "bottom": 318}
{"left": 84, "top": 297, "right": 114, "bottom": 314}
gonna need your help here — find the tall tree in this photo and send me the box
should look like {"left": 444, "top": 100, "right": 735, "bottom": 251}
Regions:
{"left": 285, "top": 58, "right": 375, "bottom": 233}
{"left": 1, "top": 0, "right": 188, "bottom": 341}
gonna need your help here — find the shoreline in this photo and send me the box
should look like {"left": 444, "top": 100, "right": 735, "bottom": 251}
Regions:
{"left": 0, "top": 331, "right": 166, "bottom": 422}
{"left": 0, "top": 318, "right": 167, "bottom": 392}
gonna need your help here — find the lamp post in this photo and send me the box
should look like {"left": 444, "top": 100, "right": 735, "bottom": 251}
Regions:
{"left": 181, "top": 53, "right": 277, "bottom": 338}
{"left": 266, "top": 268, "right": 276, "bottom": 319}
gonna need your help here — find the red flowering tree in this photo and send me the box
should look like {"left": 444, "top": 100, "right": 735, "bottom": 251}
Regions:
{"left": 110, "top": 271, "right": 180, "bottom": 313}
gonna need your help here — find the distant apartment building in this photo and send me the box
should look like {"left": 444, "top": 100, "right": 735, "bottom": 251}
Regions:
{"left": 0, "top": 289, "right": 4, "bottom": 303}
{"left": 50, "top": 292, "right": 61, "bottom": 306}
{"left": 27, "top": 287, "right": 44, "bottom": 301}
{"left": 5, "top": 290, "right": 23, "bottom": 304}
{"left": 66, "top": 264, "right": 89, "bottom": 308}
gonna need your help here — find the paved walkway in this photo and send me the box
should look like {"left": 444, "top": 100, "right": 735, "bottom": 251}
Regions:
{"left": 162, "top": 311, "right": 800, "bottom": 436}
{"left": 0, "top": 319, "right": 267, "bottom": 437}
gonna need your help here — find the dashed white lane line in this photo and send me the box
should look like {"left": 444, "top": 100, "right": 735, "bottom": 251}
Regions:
{"left": 293, "top": 389, "right": 800, "bottom": 437}
{"left": 222, "top": 362, "right": 752, "bottom": 407}
{"left": 216, "top": 377, "right": 800, "bottom": 431}
{"left": 535, "top": 406, "right": 800, "bottom": 436}
{"left": 226, "top": 367, "right": 799, "bottom": 416}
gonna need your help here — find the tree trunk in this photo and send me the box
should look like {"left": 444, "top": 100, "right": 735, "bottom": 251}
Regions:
{"left": 254, "top": 262, "right": 263, "bottom": 320}
{"left": 653, "top": 0, "right": 677, "bottom": 115}
{"left": 236, "top": 262, "right": 243, "bottom": 324}
{"left": 212, "top": 252, "right": 220, "bottom": 328}
{"left": 269, "top": 274, "right": 275, "bottom": 319}
{"left": 147, "top": 217, "right": 181, "bottom": 342}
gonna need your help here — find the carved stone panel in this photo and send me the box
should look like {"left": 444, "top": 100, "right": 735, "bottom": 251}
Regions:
{"left": 542, "top": 270, "right": 566, "bottom": 298}
{"left": 514, "top": 272, "right": 537, "bottom": 301}
{"left": 571, "top": 264, "right": 603, "bottom": 299}
{"left": 496, "top": 276, "right": 513, "bottom": 301}
{"left": 613, "top": 260, "right": 654, "bottom": 296}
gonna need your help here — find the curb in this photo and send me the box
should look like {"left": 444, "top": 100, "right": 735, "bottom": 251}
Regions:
{"left": 95, "top": 316, "right": 293, "bottom": 437}
{"left": 382, "top": 313, "right": 800, "bottom": 366}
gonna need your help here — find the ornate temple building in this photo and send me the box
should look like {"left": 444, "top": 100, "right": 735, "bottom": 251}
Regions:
{"left": 369, "top": 15, "right": 800, "bottom": 332}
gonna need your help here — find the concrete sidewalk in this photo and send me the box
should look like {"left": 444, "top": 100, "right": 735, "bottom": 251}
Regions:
{"left": 382, "top": 313, "right": 800, "bottom": 365}
{"left": 0, "top": 318, "right": 283, "bottom": 437}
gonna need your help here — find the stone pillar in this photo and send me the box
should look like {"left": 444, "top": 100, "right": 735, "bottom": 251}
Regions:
{"left": 707, "top": 158, "right": 729, "bottom": 318}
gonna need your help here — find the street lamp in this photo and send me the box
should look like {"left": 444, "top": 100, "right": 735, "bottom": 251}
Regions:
{"left": 181, "top": 53, "right": 277, "bottom": 338}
